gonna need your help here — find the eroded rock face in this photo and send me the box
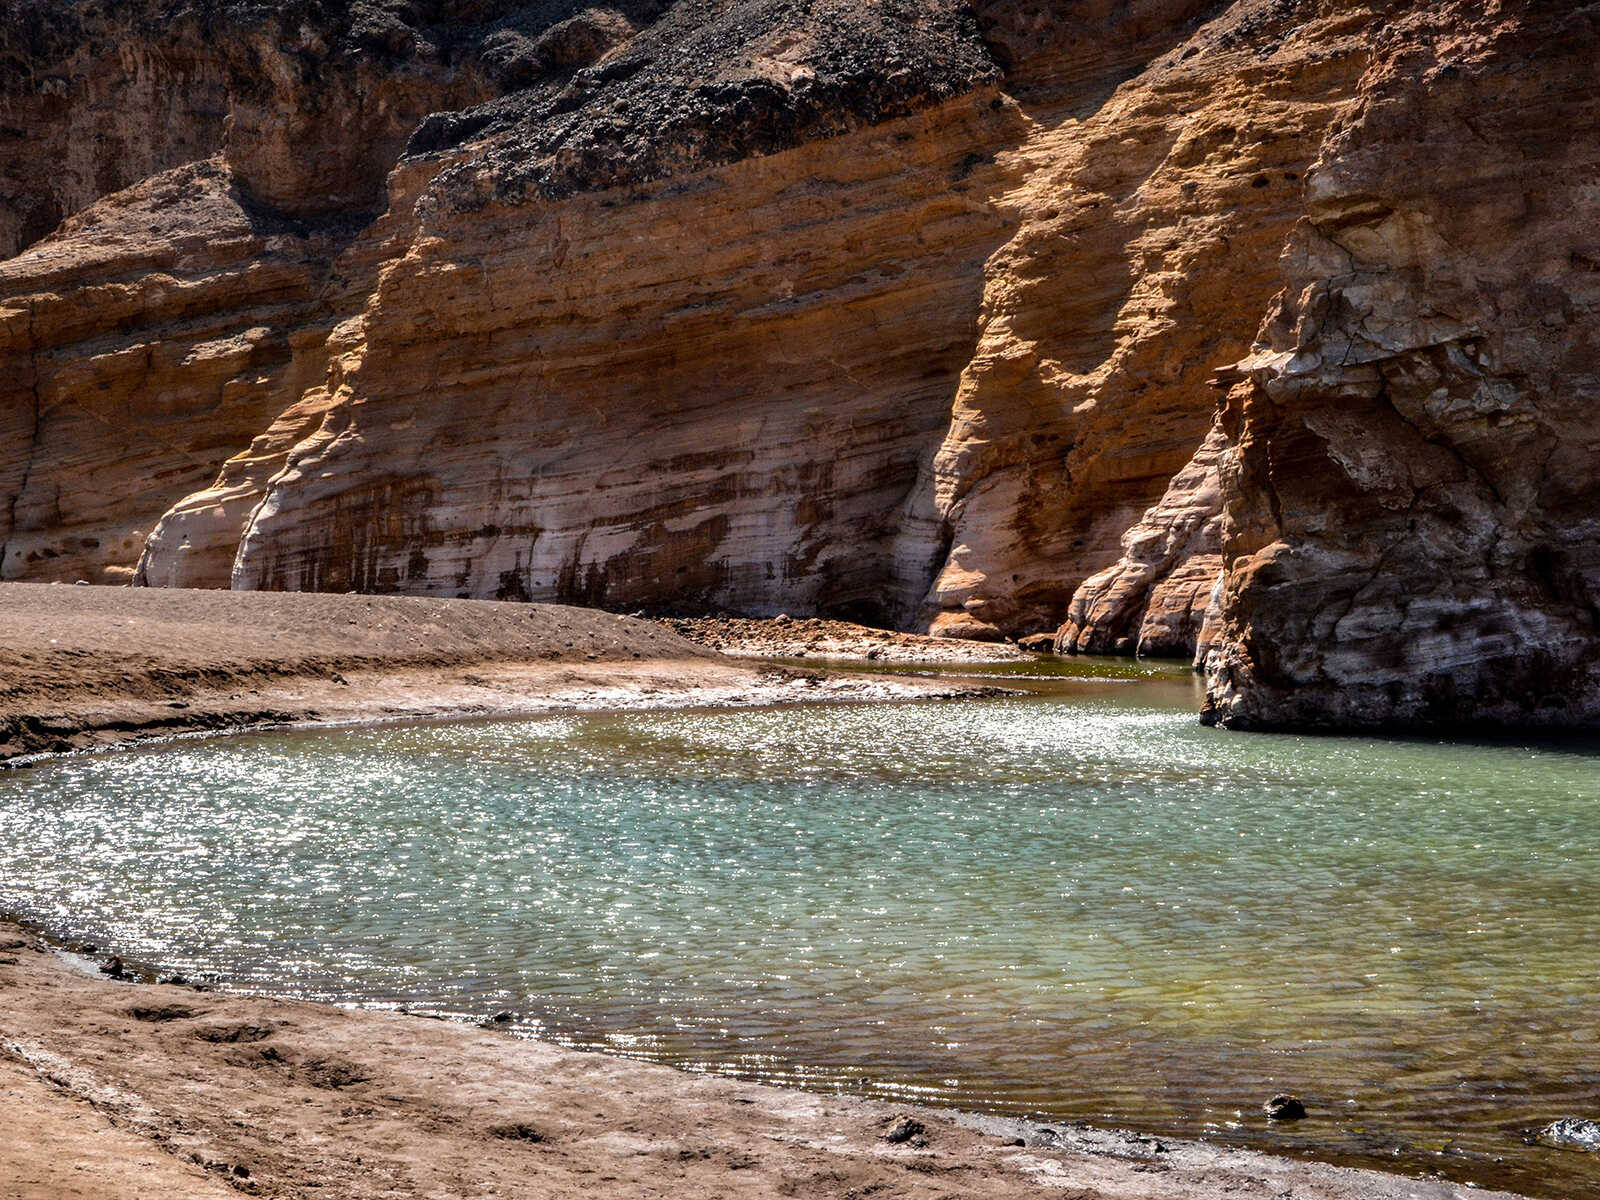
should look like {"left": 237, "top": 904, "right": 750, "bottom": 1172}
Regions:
{"left": 225, "top": 97, "right": 1020, "bottom": 616}
{"left": 3, "top": 0, "right": 1596, "bottom": 730}
{"left": 879, "top": 0, "right": 1379, "bottom": 641}
{"left": 1055, "top": 417, "right": 1226, "bottom": 659}
{"left": 1201, "top": 1, "right": 1600, "bottom": 732}
{"left": 0, "top": 0, "right": 539, "bottom": 258}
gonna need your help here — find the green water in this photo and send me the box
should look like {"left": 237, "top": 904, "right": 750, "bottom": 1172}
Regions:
{"left": 2, "top": 670, "right": 1597, "bottom": 1197}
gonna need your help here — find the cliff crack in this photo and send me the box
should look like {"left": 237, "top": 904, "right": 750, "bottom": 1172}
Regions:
{"left": 1, "top": 302, "right": 45, "bottom": 577}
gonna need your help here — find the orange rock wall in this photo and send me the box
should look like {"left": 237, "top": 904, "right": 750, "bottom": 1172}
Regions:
{"left": 5, "top": 0, "right": 1597, "bottom": 732}
{"left": 2, "top": 2, "right": 1363, "bottom": 623}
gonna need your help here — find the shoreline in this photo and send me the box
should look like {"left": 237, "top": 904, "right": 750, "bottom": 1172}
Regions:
{"left": 0, "top": 658, "right": 1005, "bottom": 769}
{"left": 0, "top": 583, "right": 1545, "bottom": 1199}
{"left": 656, "top": 613, "right": 1038, "bottom": 663}
{"left": 0, "top": 917, "right": 1529, "bottom": 1200}
{"left": 0, "top": 584, "right": 1007, "bottom": 766}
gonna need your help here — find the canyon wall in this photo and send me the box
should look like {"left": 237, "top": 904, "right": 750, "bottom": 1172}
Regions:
{"left": 1202, "top": 0, "right": 1600, "bottom": 731}
{"left": 3, "top": 0, "right": 1595, "bottom": 730}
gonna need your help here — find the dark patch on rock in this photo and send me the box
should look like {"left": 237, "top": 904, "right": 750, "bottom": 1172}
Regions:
{"left": 302, "top": 1056, "right": 371, "bottom": 1090}
{"left": 490, "top": 1121, "right": 548, "bottom": 1143}
{"left": 195, "top": 1021, "right": 276, "bottom": 1044}
{"left": 415, "top": 0, "right": 1000, "bottom": 208}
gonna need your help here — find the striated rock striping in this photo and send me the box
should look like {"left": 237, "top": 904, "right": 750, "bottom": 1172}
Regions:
{"left": 2, "top": 1, "right": 1367, "bottom": 622}
{"left": 2, "top": 0, "right": 1596, "bottom": 730}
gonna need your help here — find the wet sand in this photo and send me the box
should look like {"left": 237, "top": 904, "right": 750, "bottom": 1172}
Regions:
{"left": 0, "top": 921, "right": 1526, "bottom": 1200}
{"left": 658, "top": 612, "right": 1034, "bottom": 663}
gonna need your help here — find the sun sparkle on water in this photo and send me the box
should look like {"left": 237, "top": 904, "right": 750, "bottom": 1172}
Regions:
{"left": 2, "top": 675, "right": 1598, "bottom": 1198}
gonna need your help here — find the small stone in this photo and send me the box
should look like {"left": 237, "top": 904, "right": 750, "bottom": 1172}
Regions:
{"left": 1018, "top": 632, "right": 1056, "bottom": 652}
{"left": 883, "top": 1117, "right": 925, "bottom": 1144}
{"left": 99, "top": 954, "right": 127, "bottom": 979}
{"left": 1264, "top": 1094, "right": 1307, "bottom": 1120}
{"left": 1536, "top": 1118, "right": 1600, "bottom": 1152}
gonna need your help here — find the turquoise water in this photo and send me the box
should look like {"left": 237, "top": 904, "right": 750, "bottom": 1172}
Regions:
{"left": 2, "top": 672, "right": 1598, "bottom": 1197}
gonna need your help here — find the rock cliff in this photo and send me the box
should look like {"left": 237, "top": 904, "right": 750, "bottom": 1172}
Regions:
{"left": 1201, "top": 1, "right": 1600, "bottom": 731}
{"left": 3, "top": 0, "right": 1594, "bottom": 730}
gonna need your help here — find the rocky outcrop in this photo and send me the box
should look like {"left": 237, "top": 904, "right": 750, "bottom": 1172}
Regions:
{"left": 900, "top": 1, "right": 1377, "bottom": 641}
{"left": 3, "top": 0, "right": 1011, "bottom": 616}
{"left": 0, "top": 0, "right": 548, "bottom": 583}
{"left": 1055, "top": 417, "right": 1226, "bottom": 658}
{"left": 0, "top": 0, "right": 535, "bottom": 259}
{"left": 2, "top": 0, "right": 1367, "bottom": 614}
{"left": 3, "top": 0, "right": 1596, "bottom": 731}
{"left": 1201, "top": 1, "right": 1600, "bottom": 731}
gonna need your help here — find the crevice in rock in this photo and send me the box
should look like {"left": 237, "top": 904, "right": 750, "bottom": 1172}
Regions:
{"left": 0, "top": 302, "right": 43, "bottom": 577}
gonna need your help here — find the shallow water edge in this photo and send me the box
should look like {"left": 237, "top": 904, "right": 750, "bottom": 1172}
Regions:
{"left": 4, "top": 675, "right": 1597, "bottom": 1198}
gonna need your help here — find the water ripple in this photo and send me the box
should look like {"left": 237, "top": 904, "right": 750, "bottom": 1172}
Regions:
{"left": 1, "top": 685, "right": 1598, "bottom": 1197}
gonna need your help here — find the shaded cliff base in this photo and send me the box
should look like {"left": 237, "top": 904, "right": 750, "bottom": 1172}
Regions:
{"left": 0, "top": 920, "right": 1528, "bottom": 1200}
{"left": 0, "top": 583, "right": 994, "bottom": 764}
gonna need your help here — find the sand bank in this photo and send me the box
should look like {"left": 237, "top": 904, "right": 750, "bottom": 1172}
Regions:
{"left": 0, "top": 584, "right": 990, "bottom": 764}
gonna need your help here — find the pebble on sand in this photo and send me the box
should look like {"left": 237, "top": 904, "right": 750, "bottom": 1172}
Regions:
{"left": 884, "top": 1118, "right": 926, "bottom": 1144}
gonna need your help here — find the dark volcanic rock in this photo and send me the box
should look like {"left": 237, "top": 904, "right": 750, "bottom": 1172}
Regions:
{"left": 415, "top": 0, "right": 999, "bottom": 206}
{"left": 1264, "top": 1094, "right": 1306, "bottom": 1121}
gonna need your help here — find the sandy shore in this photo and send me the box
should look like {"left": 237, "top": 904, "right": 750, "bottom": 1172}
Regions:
{"left": 0, "top": 921, "right": 1524, "bottom": 1200}
{"left": 0, "top": 584, "right": 994, "bottom": 764}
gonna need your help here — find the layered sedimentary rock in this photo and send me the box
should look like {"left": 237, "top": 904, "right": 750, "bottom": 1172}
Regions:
{"left": 0, "top": 0, "right": 544, "bottom": 583}
{"left": 1201, "top": 1, "right": 1600, "bottom": 731}
{"left": 1056, "top": 417, "right": 1226, "bottom": 658}
{"left": 2, "top": 0, "right": 1367, "bottom": 616}
{"left": 914, "top": 1, "right": 1375, "bottom": 640}
{"left": 3, "top": 0, "right": 1596, "bottom": 730}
